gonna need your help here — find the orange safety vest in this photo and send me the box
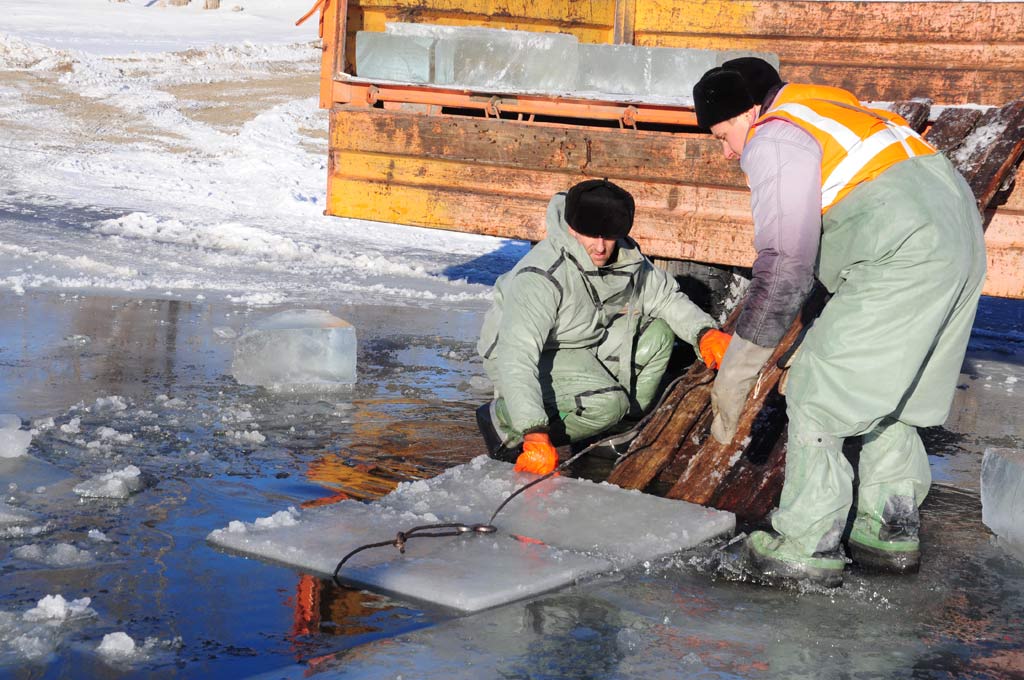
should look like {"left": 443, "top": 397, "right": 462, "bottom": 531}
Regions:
{"left": 749, "top": 84, "right": 935, "bottom": 213}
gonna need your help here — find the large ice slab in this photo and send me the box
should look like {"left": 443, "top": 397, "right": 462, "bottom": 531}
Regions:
{"left": 231, "top": 309, "right": 356, "bottom": 389}
{"left": 577, "top": 44, "right": 651, "bottom": 96}
{"left": 208, "top": 457, "right": 734, "bottom": 612}
{"left": 389, "top": 23, "right": 579, "bottom": 92}
{"left": 649, "top": 46, "right": 719, "bottom": 98}
{"left": 981, "top": 448, "right": 1024, "bottom": 552}
{"left": 355, "top": 32, "right": 434, "bottom": 83}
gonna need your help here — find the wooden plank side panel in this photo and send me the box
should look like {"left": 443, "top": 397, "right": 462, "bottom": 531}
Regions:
{"left": 328, "top": 108, "right": 1024, "bottom": 298}
{"left": 330, "top": 107, "right": 748, "bottom": 188}
{"left": 983, "top": 211, "right": 1024, "bottom": 299}
{"left": 633, "top": 0, "right": 1024, "bottom": 105}
{"left": 635, "top": 0, "right": 1024, "bottom": 43}
{"left": 327, "top": 167, "right": 758, "bottom": 265}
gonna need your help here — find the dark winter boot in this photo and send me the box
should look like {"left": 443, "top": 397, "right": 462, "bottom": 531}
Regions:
{"left": 848, "top": 498, "right": 921, "bottom": 574}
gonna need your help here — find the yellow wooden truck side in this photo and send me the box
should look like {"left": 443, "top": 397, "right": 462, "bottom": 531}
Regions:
{"left": 305, "top": 0, "right": 1024, "bottom": 298}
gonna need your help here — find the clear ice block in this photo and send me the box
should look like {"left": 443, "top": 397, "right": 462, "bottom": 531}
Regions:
{"left": 981, "top": 447, "right": 1024, "bottom": 551}
{"left": 648, "top": 46, "right": 719, "bottom": 98}
{"left": 388, "top": 22, "right": 579, "bottom": 92}
{"left": 576, "top": 44, "right": 651, "bottom": 96}
{"left": 231, "top": 309, "right": 356, "bottom": 389}
{"left": 355, "top": 32, "right": 434, "bottom": 83}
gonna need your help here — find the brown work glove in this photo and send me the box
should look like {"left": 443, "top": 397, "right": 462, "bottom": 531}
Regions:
{"left": 710, "top": 335, "right": 775, "bottom": 444}
{"left": 514, "top": 432, "right": 559, "bottom": 475}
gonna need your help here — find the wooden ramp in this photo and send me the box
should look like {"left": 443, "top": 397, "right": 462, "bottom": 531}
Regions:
{"left": 606, "top": 102, "right": 1024, "bottom": 518}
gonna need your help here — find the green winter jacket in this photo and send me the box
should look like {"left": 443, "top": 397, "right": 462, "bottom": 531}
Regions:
{"left": 478, "top": 192, "right": 716, "bottom": 435}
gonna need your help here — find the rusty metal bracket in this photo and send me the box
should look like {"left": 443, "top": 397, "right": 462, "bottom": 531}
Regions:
{"left": 621, "top": 105, "right": 639, "bottom": 129}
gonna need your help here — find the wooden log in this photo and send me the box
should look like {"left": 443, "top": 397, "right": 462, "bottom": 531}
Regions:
{"left": 605, "top": 372, "right": 713, "bottom": 490}
{"left": 947, "top": 100, "right": 1024, "bottom": 212}
{"left": 925, "top": 107, "right": 985, "bottom": 155}
{"left": 709, "top": 422, "right": 788, "bottom": 523}
{"left": 664, "top": 293, "right": 825, "bottom": 506}
{"left": 891, "top": 100, "right": 932, "bottom": 133}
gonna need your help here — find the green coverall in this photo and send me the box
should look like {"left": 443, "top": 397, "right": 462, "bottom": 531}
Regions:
{"left": 777, "top": 152, "right": 987, "bottom": 557}
{"left": 478, "top": 193, "right": 715, "bottom": 444}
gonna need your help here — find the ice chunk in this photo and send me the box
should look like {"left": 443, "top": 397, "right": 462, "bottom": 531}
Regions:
{"left": 577, "top": 44, "right": 652, "bottom": 96}
{"left": 356, "top": 32, "right": 434, "bottom": 83}
{"left": 981, "top": 448, "right": 1024, "bottom": 553}
{"left": 0, "top": 501, "right": 42, "bottom": 539}
{"left": 0, "top": 414, "right": 31, "bottom": 459}
{"left": 389, "top": 23, "right": 579, "bottom": 92}
{"left": 0, "top": 428, "right": 31, "bottom": 459}
{"left": 231, "top": 309, "right": 357, "bottom": 389}
{"left": 12, "top": 543, "right": 93, "bottom": 567}
{"left": 93, "top": 395, "right": 128, "bottom": 412}
{"left": 209, "top": 457, "right": 733, "bottom": 612}
{"left": 0, "top": 414, "right": 22, "bottom": 430}
{"left": 73, "top": 465, "right": 144, "bottom": 499}
{"left": 649, "top": 46, "right": 719, "bottom": 98}
{"left": 22, "top": 595, "right": 94, "bottom": 623}
{"left": 97, "top": 632, "right": 136, "bottom": 660}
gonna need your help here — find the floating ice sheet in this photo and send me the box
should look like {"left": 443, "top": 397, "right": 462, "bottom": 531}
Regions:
{"left": 209, "top": 457, "right": 734, "bottom": 612}
{"left": 981, "top": 447, "right": 1024, "bottom": 553}
{"left": 231, "top": 309, "right": 356, "bottom": 389}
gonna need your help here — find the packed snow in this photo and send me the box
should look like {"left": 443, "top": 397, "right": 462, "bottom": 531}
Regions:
{"left": 0, "top": 2, "right": 521, "bottom": 308}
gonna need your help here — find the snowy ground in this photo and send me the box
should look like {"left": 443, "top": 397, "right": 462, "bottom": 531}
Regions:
{"left": 1, "top": 2, "right": 1022, "bottom": 678}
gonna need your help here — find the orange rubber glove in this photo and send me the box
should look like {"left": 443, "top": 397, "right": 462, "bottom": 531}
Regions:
{"left": 699, "top": 329, "right": 732, "bottom": 370}
{"left": 514, "top": 432, "right": 559, "bottom": 474}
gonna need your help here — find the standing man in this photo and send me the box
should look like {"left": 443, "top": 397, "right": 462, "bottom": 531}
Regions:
{"left": 476, "top": 179, "right": 731, "bottom": 475}
{"left": 693, "top": 68, "right": 986, "bottom": 587}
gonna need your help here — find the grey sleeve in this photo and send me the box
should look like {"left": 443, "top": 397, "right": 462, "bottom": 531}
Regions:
{"left": 736, "top": 120, "right": 822, "bottom": 348}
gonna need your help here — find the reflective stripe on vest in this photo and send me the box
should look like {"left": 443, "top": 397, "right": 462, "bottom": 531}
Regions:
{"left": 751, "top": 84, "right": 935, "bottom": 213}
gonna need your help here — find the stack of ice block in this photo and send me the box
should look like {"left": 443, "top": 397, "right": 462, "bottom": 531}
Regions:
{"left": 355, "top": 32, "right": 435, "bottom": 83}
{"left": 231, "top": 309, "right": 356, "bottom": 389}
{"left": 981, "top": 448, "right": 1024, "bottom": 553}
{"left": 353, "top": 22, "right": 778, "bottom": 100}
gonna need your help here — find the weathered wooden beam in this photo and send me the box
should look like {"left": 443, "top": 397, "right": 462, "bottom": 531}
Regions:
{"left": 891, "top": 100, "right": 931, "bottom": 133}
{"left": 665, "top": 290, "right": 826, "bottom": 506}
{"left": 925, "top": 107, "right": 985, "bottom": 155}
{"left": 606, "top": 370, "right": 713, "bottom": 490}
{"left": 947, "top": 100, "right": 1024, "bottom": 212}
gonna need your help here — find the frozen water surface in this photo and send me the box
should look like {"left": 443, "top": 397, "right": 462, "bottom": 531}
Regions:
{"left": 0, "top": 290, "right": 1021, "bottom": 678}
